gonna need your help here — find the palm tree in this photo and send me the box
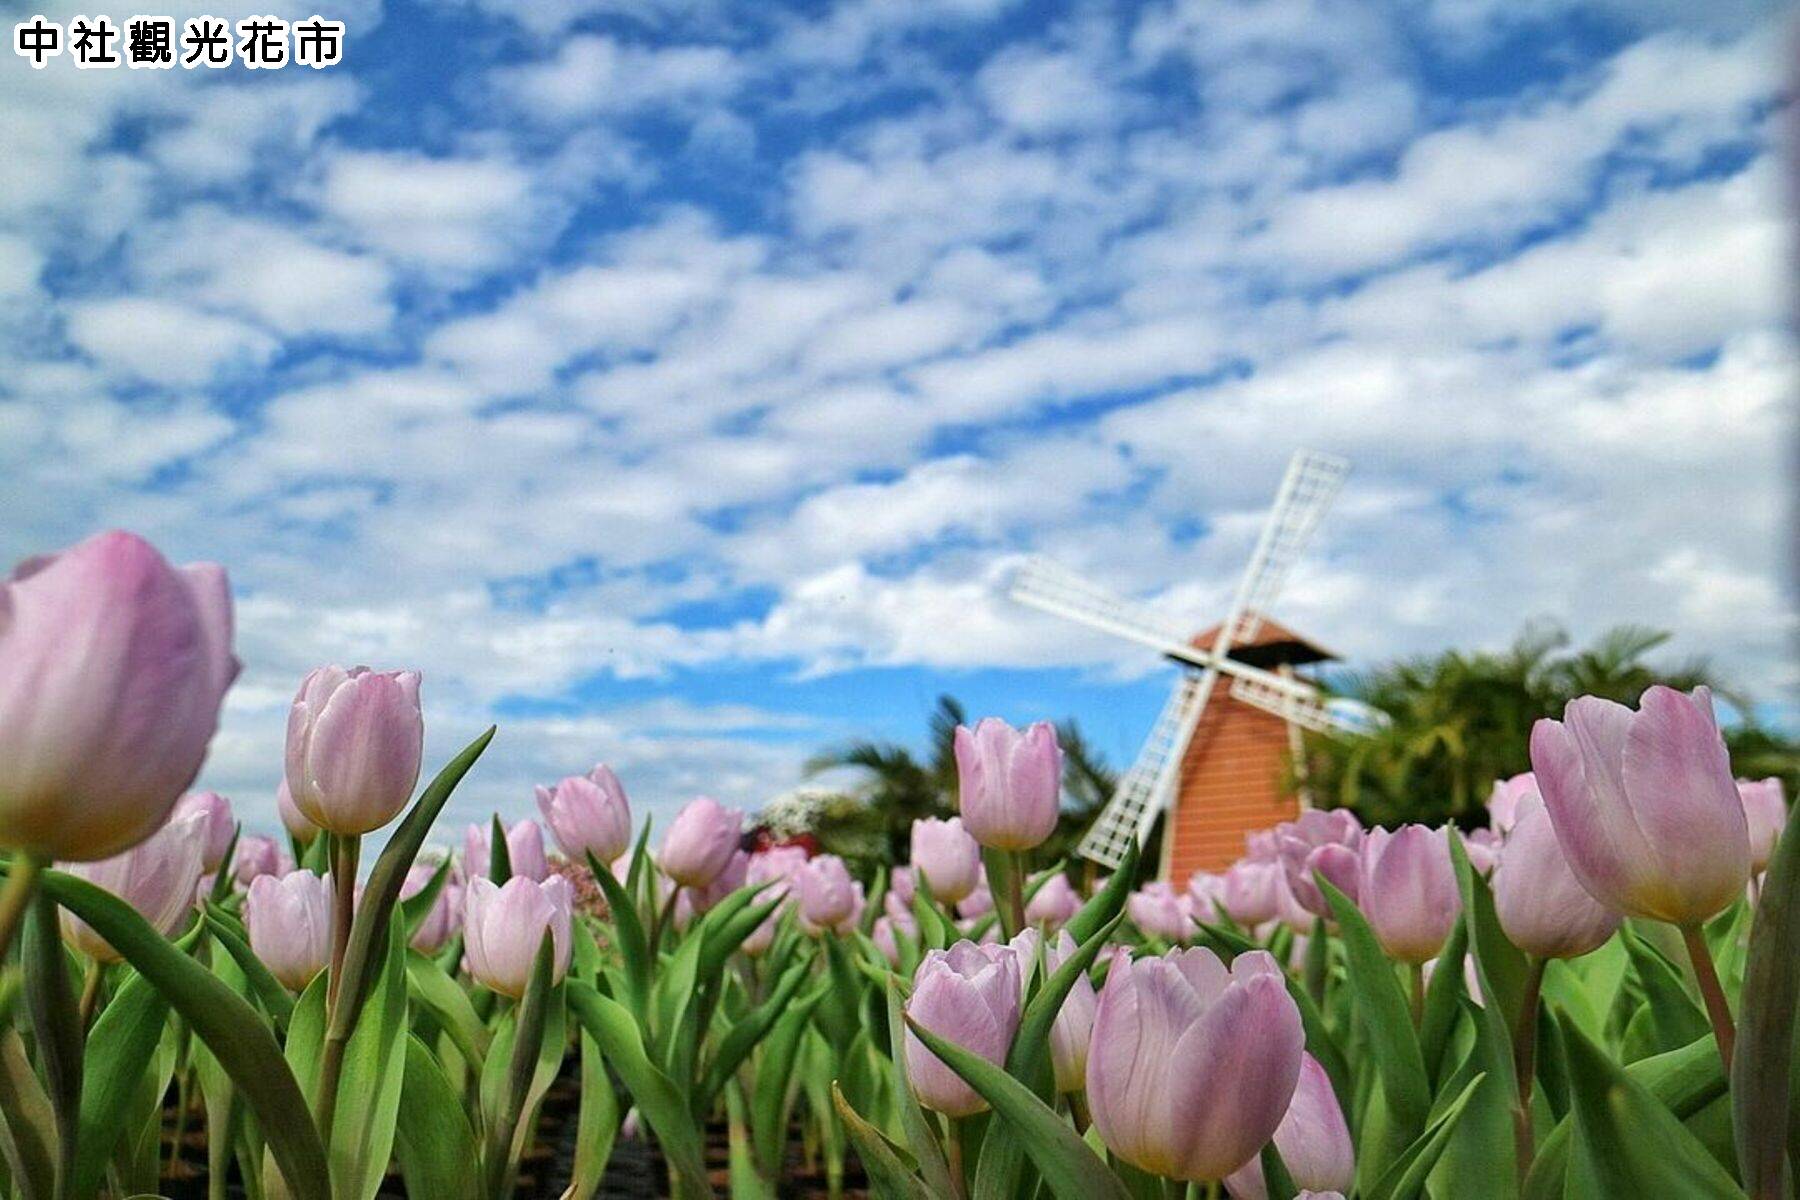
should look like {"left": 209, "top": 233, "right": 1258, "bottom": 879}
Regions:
{"left": 1303, "top": 622, "right": 1777, "bottom": 828}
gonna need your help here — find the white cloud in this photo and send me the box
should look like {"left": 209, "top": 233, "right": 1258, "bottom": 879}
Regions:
{"left": 498, "top": 35, "right": 745, "bottom": 121}
{"left": 64, "top": 297, "right": 279, "bottom": 386}
{"left": 317, "top": 150, "right": 549, "bottom": 278}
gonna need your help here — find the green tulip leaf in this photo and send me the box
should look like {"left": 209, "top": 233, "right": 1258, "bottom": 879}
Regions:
{"left": 588, "top": 850, "right": 651, "bottom": 1014}
{"left": 22, "top": 894, "right": 80, "bottom": 1191}
{"left": 1364, "top": 1071, "right": 1487, "bottom": 1200}
{"left": 1260, "top": 1139, "right": 1300, "bottom": 1200}
{"left": 832, "top": 1082, "right": 935, "bottom": 1200}
{"left": 70, "top": 970, "right": 168, "bottom": 1200}
{"left": 752, "top": 983, "right": 831, "bottom": 1180}
{"left": 698, "top": 959, "right": 811, "bottom": 1116}
{"left": 203, "top": 906, "right": 296, "bottom": 1029}
{"left": 1734, "top": 793, "right": 1800, "bottom": 1197}
{"left": 1066, "top": 840, "right": 1139, "bottom": 946}
{"left": 404, "top": 948, "right": 489, "bottom": 1073}
{"left": 568, "top": 1025, "right": 621, "bottom": 1200}
{"left": 399, "top": 857, "right": 453, "bottom": 940}
{"left": 393, "top": 1034, "right": 481, "bottom": 1200}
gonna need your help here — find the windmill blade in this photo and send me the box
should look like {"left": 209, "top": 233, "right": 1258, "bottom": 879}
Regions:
{"left": 1228, "top": 450, "right": 1349, "bottom": 646}
{"left": 1077, "top": 673, "right": 1207, "bottom": 868}
{"left": 1009, "top": 557, "right": 1316, "bottom": 701}
{"left": 1227, "top": 674, "right": 1368, "bottom": 737}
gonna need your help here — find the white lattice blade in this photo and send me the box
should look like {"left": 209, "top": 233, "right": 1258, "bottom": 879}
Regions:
{"left": 1230, "top": 450, "right": 1349, "bottom": 646}
{"left": 1077, "top": 675, "right": 1205, "bottom": 867}
{"left": 1228, "top": 674, "right": 1367, "bottom": 737}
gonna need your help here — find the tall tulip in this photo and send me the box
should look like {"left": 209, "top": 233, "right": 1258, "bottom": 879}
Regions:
{"left": 0, "top": 531, "right": 237, "bottom": 864}
{"left": 660, "top": 797, "right": 743, "bottom": 888}
{"left": 1087, "top": 947, "right": 1304, "bottom": 1182}
{"left": 463, "top": 875, "right": 574, "bottom": 998}
{"left": 1739, "top": 777, "right": 1788, "bottom": 874}
{"left": 911, "top": 816, "right": 982, "bottom": 903}
{"left": 1493, "top": 795, "right": 1621, "bottom": 960}
{"left": 172, "top": 791, "right": 236, "bottom": 873}
{"left": 1358, "top": 825, "right": 1460, "bottom": 964}
{"left": 1222, "top": 1054, "right": 1355, "bottom": 1200}
{"left": 1045, "top": 929, "right": 1097, "bottom": 1093}
{"left": 536, "top": 766, "right": 632, "bottom": 864}
{"left": 1025, "top": 873, "right": 1081, "bottom": 929}
{"left": 954, "top": 718, "right": 1061, "bottom": 851}
{"left": 792, "top": 854, "right": 859, "bottom": 934}
{"left": 60, "top": 810, "right": 208, "bottom": 962}
{"left": 465, "top": 818, "right": 550, "bottom": 882}
{"left": 245, "top": 869, "right": 333, "bottom": 991}
{"left": 1531, "top": 686, "right": 1748, "bottom": 1067}
{"left": 285, "top": 665, "right": 424, "bottom": 836}
{"left": 903, "top": 941, "right": 1021, "bottom": 1116}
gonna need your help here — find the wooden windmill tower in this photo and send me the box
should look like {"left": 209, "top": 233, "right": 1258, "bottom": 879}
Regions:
{"left": 1009, "top": 450, "right": 1372, "bottom": 878}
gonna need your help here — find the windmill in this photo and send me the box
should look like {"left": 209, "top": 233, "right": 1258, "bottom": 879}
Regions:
{"left": 1009, "top": 449, "right": 1367, "bottom": 874}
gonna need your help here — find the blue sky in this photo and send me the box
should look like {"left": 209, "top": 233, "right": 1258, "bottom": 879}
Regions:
{"left": 1, "top": 0, "right": 1790, "bottom": 840}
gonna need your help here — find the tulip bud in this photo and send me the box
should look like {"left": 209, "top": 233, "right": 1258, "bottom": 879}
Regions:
{"left": 748, "top": 845, "right": 808, "bottom": 891}
{"left": 1044, "top": 929, "right": 1097, "bottom": 1093}
{"left": 1531, "top": 687, "right": 1748, "bottom": 925}
{"left": 689, "top": 849, "right": 749, "bottom": 917}
{"left": 463, "top": 875, "right": 574, "bottom": 998}
{"left": 1739, "top": 777, "right": 1788, "bottom": 874}
{"left": 400, "top": 862, "right": 463, "bottom": 954}
{"left": 0, "top": 531, "right": 238, "bottom": 862}
{"left": 285, "top": 665, "right": 424, "bottom": 836}
{"left": 660, "top": 797, "right": 743, "bottom": 887}
{"left": 1222, "top": 860, "right": 1282, "bottom": 926}
{"left": 276, "top": 778, "right": 320, "bottom": 845}
{"left": 957, "top": 874, "right": 994, "bottom": 920}
{"left": 1276, "top": 810, "right": 1364, "bottom": 918}
{"left": 792, "top": 854, "right": 860, "bottom": 934}
{"left": 873, "top": 911, "right": 917, "bottom": 966}
{"left": 1222, "top": 1054, "right": 1355, "bottom": 1199}
{"left": 1025, "top": 873, "right": 1081, "bottom": 929}
{"left": 1128, "top": 882, "right": 1194, "bottom": 942}
{"left": 1464, "top": 828, "right": 1501, "bottom": 876}
{"left": 1087, "top": 948, "right": 1304, "bottom": 1182}
{"left": 1488, "top": 773, "right": 1537, "bottom": 835}
{"left": 954, "top": 718, "right": 1062, "bottom": 851}
{"left": 245, "top": 869, "right": 333, "bottom": 991}
{"left": 536, "top": 765, "right": 633, "bottom": 865}
{"left": 889, "top": 865, "right": 916, "bottom": 908}
{"left": 1186, "top": 872, "right": 1223, "bottom": 925}
{"left": 61, "top": 811, "right": 208, "bottom": 962}
{"left": 171, "top": 791, "right": 236, "bottom": 874}
{"left": 465, "top": 818, "right": 550, "bottom": 882}
{"left": 911, "top": 816, "right": 982, "bottom": 903}
{"left": 904, "top": 941, "right": 1022, "bottom": 1116}
{"left": 233, "top": 834, "right": 289, "bottom": 886}
{"left": 1358, "top": 825, "right": 1460, "bottom": 964}
{"left": 1492, "top": 795, "right": 1621, "bottom": 959}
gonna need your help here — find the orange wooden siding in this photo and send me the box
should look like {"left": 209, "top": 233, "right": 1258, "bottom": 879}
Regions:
{"left": 1163, "top": 692, "right": 1300, "bottom": 879}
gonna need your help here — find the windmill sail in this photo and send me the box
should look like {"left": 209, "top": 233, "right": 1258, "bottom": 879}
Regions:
{"left": 1076, "top": 673, "right": 1205, "bottom": 867}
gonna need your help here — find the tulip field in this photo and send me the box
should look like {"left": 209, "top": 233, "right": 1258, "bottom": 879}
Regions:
{"left": 2, "top": 529, "right": 1798, "bottom": 1200}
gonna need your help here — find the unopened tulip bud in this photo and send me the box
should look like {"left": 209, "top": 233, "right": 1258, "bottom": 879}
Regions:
{"left": 792, "top": 854, "right": 859, "bottom": 934}
{"left": 1087, "top": 948, "right": 1304, "bottom": 1182}
{"left": 463, "top": 875, "right": 574, "bottom": 998}
{"left": 954, "top": 718, "right": 1062, "bottom": 851}
{"left": 172, "top": 791, "right": 235, "bottom": 873}
{"left": 285, "top": 665, "right": 424, "bottom": 836}
{"left": 1186, "top": 872, "right": 1224, "bottom": 924}
{"left": 245, "top": 869, "right": 333, "bottom": 991}
{"left": 660, "top": 797, "right": 743, "bottom": 887}
{"left": 1276, "top": 810, "right": 1364, "bottom": 918}
{"left": 1492, "top": 795, "right": 1621, "bottom": 959}
{"left": 536, "top": 765, "right": 633, "bottom": 864}
{"left": 1739, "top": 777, "right": 1787, "bottom": 874}
{"left": 1359, "top": 825, "right": 1460, "bottom": 964}
{"left": 1488, "top": 773, "right": 1537, "bottom": 835}
{"left": 400, "top": 862, "right": 463, "bottom": 954}
{"left": 1128, "top": 882, "right": 1193, "bottom": 942}
{"left": 1464, "top": 828, "right": 1500, "bottom": 876}
{"left": 1045, "top": 929, "right": 1097, "bottom": 1093}
{"left": 0, "top": 532, "right": 238, "bottom": 862}
{"left": 1531, "top": 687, "right": 1748, "bottom": 925}
{"left": 1223, "top": 1054, "right": 1354, "bottom": 1199}
{"left": 1025, "top": 873, "right": 1081, "bottom": 929}
{"left": 1222, "top": 860, "right": 1282, "bottom": 926}
{"left": 873, "top": 912, "right": 917, "bottom": 966}
{"left": 904, "top": 942, "right": 1022, "bottom": 1116}
{"left": 276, "top": 778, "right": 319, "bottom": 845}
{"left": 233, "top": 834, "right": 289, "bottom": 885}
{"left": 911, "top": 816, "right": 982, "bottom": 903}
{"left": 61, "top": 811, "right": 208, "bottom": 962}
{"left": 465, "top": 818, "right": 550, "bottom": 882}
{"left": 958, "top": 874, "right": 994, "bottom": 920}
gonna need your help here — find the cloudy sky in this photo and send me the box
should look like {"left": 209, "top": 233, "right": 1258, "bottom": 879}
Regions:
{"left": 2, "top": 0, "right": 1791, "bottom": 841}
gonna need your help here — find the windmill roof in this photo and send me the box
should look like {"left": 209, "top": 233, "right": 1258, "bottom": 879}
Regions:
{"left": 1188, "top": 612, "right": 1336, "bottom": 668}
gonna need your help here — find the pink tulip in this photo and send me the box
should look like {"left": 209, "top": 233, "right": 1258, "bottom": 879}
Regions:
{"left": 888, "top": 865, "right": 916, "bottom": 908}
{"left": 233, "top": 834, "right": 289, "bottom": 885}
{"left": 1739, "top": 777, "right": 1788, "bottom": 874}
{"left": 61, "top": 810, "right": 208, "bottom": 961}
{"left": 1492, "top": 795, "right": 1621, "bottom": 959}
{"left": 0, "top": 531, "right": 237, "bottom": 862}
{"left": 904, "top": 941, "right": 1022, "bottom": 1116}
{"left": 873, "top": 911, "right": 918, "bottom": 966}
{"left": 172, "top": 791, "right": 236, "bottom": 873}
{"left": 1488, "top": 773, "right": 1537, "bottom": 835}
{"left": 463, "top": 875, "right": 574, "bottom": 997}
{"left": 1223, "top": 1054, "right": 1354, "bottom": 1199}
{"left": 689, "top": 849, "right": 750, "bottom": 916}
{"left": 536, "top": 766, "right": 633, "bottom": 865}
{"left": 1464, "top": 827, "right": 1501, "bottom": 876}
{"left": 1186, "top": 872, "right": 1224, "bottom": 924}
{"left": 1025, "top": 874, "right": 1081, "bottom": 929}
{"left": 276, "top": 778, "right": 320, "bottom": 845}
{"left": 1531, "top": 687, "right": 1748, "bottom": 925}
{"left": 285, "top": 665, "right": 424, "bottom": 836}
{"left": 792, "top": 854, "right": 859, "bottom": 934}
{"left": 245, "top": 869, "right": 333, "bottom": 991}
{"left": 465, "top": 818, "right": 550, "bottom": 882}
{"left": 1087, "top": 947, "right": 1304, "bottom": 1182}
{"left": 660, "top": 797, "right": 743, "bottom": 887}
{"left": 1358, "top": 825, "right": 1460, "bottom": 964}
{"left": 1128, "top": 882, "right": 1193, "bottom": 942}
{"left": 1044, "top": 929, "right": 1097, "bottom": 1093}
{"left": 400, "top": 861, "right": 463, "bottom": 954}
{"left": 1276, "top": 810, "right": 1364, "bottom": 918}
{"left": 954, "top": 718, "right": 1062, "bottom": 851}
{"left": 1222, "top": 860, "right": 1282, "bottom": 926}
{"left": 957, "top": 873, "right": 993, "bottom": 920}
{"left": 748, "top": 845, "right": 809, "bottom": 891}
{"left": 911, "top": 816, "right": 982, "bottom": 903}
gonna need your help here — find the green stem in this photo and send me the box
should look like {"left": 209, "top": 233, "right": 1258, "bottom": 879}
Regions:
{"left": 1513, "top": 957, "right": 1545, "bottom": 1176}
{"left": 648, "top": 884, "right": 681, "bottom": 962}
{"left": 78, "top": 959, "right": 104, "bottom": 1031}
{"left": 0, "top": 855, "right": 44, "bottom": 963}
{"left": 1004, "top": 852, "right": 1027, "bottom": 940}
{"left": 316, "top": 832, "right": 360, "bottom": 1147}
{"left": 943, "top": 1116, "right": 969, "bottom": 1200}
{"left": 1408, "top": 961, "right": 1425, "bottom": 1028}
{"left": 1681, "top": 923, "right": 1736, "bottom": 1072}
